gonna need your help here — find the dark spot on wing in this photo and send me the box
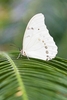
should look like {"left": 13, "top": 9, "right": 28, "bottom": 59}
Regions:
{"left": 45, "top": 46, "right": 48, "bottom": 49}
{"left": 42, "top": 40, "right": 44, "bottom": 43}
{"left": 31, "top": 27, "right": 34, "bottom": 30}
{"left": 46, "top": 55, "right": 49, "bottom": 57}
{"left": 46, "top": 55, "right": 51, "bottom": 61}
{"left": 38, "top": 28, "right": 40, "bottom": 30}
{"left": 46, "top": 51, "right": 49, "bottom": 54}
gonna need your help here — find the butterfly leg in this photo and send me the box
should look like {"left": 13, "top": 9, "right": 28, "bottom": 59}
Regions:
{"left": 27, "top": 56, "right": 30, "bottom": 60}
{"left": 17, "top": 53, "right": 21, "bottom": 59}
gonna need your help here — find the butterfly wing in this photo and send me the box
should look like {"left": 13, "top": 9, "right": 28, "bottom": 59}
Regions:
{"left": 22, "top": 13, "right": 58, "bottom": 60}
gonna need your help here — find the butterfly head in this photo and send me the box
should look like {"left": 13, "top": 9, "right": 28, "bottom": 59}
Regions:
{"left": 20, "top": 50, "right": 26, "bottom": 56}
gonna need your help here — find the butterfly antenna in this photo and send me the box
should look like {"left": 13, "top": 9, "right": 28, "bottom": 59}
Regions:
{"left": 10, "top": 43, "right": 21, "bottom": 51}
{"left": 10, "top": 43, "right": 22, "bottom": 59}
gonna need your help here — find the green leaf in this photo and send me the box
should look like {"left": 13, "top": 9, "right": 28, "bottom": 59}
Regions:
{"left": 0, "top": 51, "right": 67, "bottom": 100}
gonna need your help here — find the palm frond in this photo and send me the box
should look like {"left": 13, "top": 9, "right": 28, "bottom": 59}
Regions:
{"left": 0, "top": 51, "right": 67, "bottom": 100}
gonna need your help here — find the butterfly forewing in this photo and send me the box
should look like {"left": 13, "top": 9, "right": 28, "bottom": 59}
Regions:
{"left": 22, "top": 13, "right": 58, "bottom": 60}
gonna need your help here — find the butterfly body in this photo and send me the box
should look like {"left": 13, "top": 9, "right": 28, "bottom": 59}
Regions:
{"left": 21, "top": 13, "right": 58, "bottom": 61}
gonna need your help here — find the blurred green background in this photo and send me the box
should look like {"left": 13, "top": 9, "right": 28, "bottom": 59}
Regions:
{"left": 0, "top": 0, "right": 67, "bottom": 59}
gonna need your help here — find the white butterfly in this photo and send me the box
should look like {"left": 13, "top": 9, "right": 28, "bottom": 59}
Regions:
{"left": 19, "top": 13, "right": 58, "bottom": 61}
